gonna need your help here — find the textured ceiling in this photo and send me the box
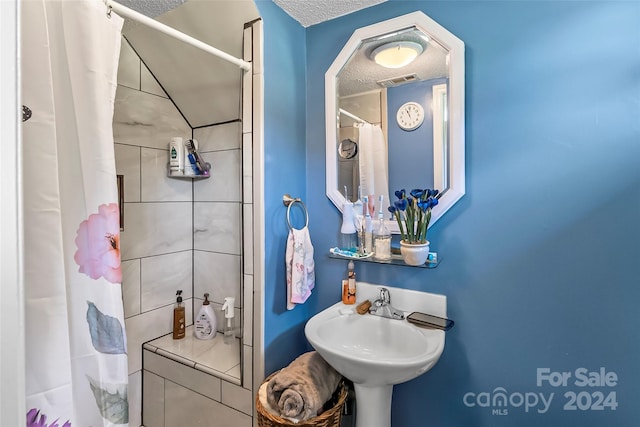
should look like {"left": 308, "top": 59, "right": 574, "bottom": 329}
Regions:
{"left": 339, "top": 29, "right": 449, "bottom": 97}
{"left": 273, "top": 0, "right": 387, "bottom": 27}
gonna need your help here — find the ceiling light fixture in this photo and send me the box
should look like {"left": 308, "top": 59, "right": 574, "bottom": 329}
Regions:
{"left": 371, "top": 41, "right": 424, "bottom": 69}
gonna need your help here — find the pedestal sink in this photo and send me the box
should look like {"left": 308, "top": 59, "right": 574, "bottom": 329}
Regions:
{"left": 304, "top": 283, "right": 446, "bottom": 427}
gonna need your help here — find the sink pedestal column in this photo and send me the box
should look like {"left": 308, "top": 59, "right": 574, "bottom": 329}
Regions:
{"left": 354, "top": 384, "right": 393, "bottom": 427}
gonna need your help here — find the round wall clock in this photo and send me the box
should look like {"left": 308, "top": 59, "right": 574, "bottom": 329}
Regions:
{"left": 338, "top": 138, "right": 358, "bottom": 159}
{"left": 396, "top": 101, "right": 425, "bottom": 131}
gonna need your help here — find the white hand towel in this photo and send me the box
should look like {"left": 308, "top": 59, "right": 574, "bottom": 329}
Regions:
{"left": 286, "top": 226, "right": 315, "bottom": 310}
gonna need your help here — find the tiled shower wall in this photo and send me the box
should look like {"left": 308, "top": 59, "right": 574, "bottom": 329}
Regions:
{"left": 113, "top": 36, "right": 248, "bottom": 425}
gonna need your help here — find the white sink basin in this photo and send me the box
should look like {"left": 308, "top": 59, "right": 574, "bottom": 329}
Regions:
{"left": 304, "top": 283, "right": 447, "bottom": 427}
{"left": 305, "top": 304, "right": 444, "bottom": 386}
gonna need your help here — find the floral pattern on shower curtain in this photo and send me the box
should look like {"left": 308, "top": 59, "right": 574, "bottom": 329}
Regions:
{"left": 21, "top": 0, "right": 128, "bottom": 425}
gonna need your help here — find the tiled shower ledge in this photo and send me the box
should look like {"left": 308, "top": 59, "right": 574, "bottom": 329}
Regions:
{"left": 143, "top": 325, "right": 241, "bottom": 385}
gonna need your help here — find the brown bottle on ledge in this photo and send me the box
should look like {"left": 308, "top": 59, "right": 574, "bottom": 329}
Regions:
{"left": 173, "top": 290, "right": 185, "bottom": 339}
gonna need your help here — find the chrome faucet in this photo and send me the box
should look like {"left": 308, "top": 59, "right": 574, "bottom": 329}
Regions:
{"left": 369, "top": 287, "right": 405, "bottom": 320}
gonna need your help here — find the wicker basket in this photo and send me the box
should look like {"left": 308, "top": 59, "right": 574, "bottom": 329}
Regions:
{"left": 256, "top": 372, "right": 347, "bottom": 427}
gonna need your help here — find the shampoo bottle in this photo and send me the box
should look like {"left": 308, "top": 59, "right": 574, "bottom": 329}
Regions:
{"left": 172, "top": 290, "right": 185, "bottom": 339}
{"left": 169, "top": 137, "right": 183, "bottom": 175}
{"left": 221, "top": 297, "right": 236, "bottom": 344}
{"left": 194, "top": 293, "right": 217, "bottom": 340}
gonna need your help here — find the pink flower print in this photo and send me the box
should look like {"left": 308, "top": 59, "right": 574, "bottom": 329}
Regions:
{"left": 74, "top": 203, "right": 122, "bottom": 283}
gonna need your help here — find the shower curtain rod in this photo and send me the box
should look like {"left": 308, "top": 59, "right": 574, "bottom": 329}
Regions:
{"left": 104, "top": 0, "right": 251, "bottom": 71}
{"left": 339, "top": 108, "right": 370, "bottom": 125}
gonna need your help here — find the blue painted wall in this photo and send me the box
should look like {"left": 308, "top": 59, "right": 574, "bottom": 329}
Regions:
{"left": 253, "top": 1, "right": 314, "bottom": 375}
{"left": 261, "top": 0, "right": 640, "bottom": 425}
{"left": 387, "top": 78, "right": 447, "bottom": 192}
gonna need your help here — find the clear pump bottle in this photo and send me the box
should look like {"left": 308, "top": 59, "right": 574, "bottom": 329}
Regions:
{"left": 373, "top": 197, "right": 391, "bottom": 260}
{"left": 221, "top": 297, "right": 236, "bottom": 344}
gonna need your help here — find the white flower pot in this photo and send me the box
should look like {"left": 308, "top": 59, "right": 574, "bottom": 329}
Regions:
{"left": 400, "top": 240, "right": 430, "bottom": 266}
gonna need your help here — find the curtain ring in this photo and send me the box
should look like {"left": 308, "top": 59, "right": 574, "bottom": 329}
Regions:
{"left": 106, "top": 5, "right": 112, "bottom": 19}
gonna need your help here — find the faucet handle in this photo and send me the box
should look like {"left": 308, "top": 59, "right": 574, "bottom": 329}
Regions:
{"left": 379, "top": 287, "right": 390, "bottom": 304}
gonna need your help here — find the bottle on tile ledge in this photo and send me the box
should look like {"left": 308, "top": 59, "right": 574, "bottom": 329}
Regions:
{"left": 221, "top": 297, "right": 236, "bottom": 345}
{"left": 195, "top": 293, "right": 217, "bottom": 340}
{"left": 172, "top": 290, "right": 185, "bottom": 339}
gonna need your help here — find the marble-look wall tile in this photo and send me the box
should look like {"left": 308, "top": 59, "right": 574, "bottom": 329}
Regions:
{"left": 122, "top": 259, "right": 141, "bottom": 318}
{"left": 114, "top": 143, "right": 141, "bottom": 203}
{"left": 193, "top": 150, "right": 241, "bottom": 202}
{"left": 164, "top": 381, "right": 251, "bottom": 427}
{"left": 221, "top": 381, "right": 253, "bottom": 416}
{"left": 194, "top": 251, "right": 240, "bottom": 305}
{"left": 242, "top": 133, "right": 252, "bottom": 203}
{"left": 117, "top": 37, "right": 140, "bottom": 91}
{"left": 193, "top": 202, "right": 241, "bottom": 255}
{"left": 114, "top": 85, "right": 190, "bottom": 149}
{"left": 125, "top": 301, "right": 193, "bottom": 374}
{"left": 141, "top": 147, "right": 192, "bottom": 202}
{"left": 242, "top": 55, "right": 252, "bottom": 134}
{"left": 128, "top": 370, "right": 142, "bottom": 427}
{"left": 141, "top": 63, "right": 167, "bottom": 98}
{"left": 242, "top": 273, "right": 253, "bottom": 346}
{"left": 141, "top": 251, "right": 193, "bottom": 312}
{"left": 143, "top": 370, "right": 165, "bottom": 427}
{"left": 242, "top": 203, "right": 253, "bottom": 275}
{"left": 144, "top": 350, "right": 221, "bottom": 402}
{"left": 120, "top": 202, "right": 192, "bottom": 260}
{"left": 193, "top": 122, "right": 241, "bottom": 152}
{"left": 242, "top": 344, "right": 253, "bottom": 391}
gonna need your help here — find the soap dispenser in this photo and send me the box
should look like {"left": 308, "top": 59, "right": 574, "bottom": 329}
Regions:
{"left": 221, "top": 297, "right": 236, "bottom": 345}
{"left": 194, "top": 293, "right": 217, "bottom": 340}
{"left": 172, "top": 290, "right": 185, "bottom": 339}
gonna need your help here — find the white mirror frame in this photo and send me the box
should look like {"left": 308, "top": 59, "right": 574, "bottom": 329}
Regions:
{"left": 325, "top": 11, "right": 465, "bottom": 233}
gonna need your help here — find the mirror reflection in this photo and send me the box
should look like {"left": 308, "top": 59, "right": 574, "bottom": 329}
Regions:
{"left": 337, "top": 26, "right": 449, "bottom": 214}
{"left": 326, "top": 12, "right": 465, "bottom": 232}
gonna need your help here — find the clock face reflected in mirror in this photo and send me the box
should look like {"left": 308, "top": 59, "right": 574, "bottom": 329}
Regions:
{"left": 338, "top": 138, "right": 358, "bottom": 159}
{"left": 396, "top": 101, "right": 425, "bottom": 131}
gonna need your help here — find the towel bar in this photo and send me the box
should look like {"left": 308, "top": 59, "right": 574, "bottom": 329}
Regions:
{"left": 283, "top": 194, "right": 309, "bottom": 230}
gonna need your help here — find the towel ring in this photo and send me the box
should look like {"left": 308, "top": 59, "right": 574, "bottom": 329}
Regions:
{"left": 283, "top": 194, "right": 309, "bottom": 230}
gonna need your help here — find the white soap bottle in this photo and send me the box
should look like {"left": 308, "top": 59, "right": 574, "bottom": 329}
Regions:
{"left": 194, "top": 293, "right": 217, "bottom": 340}
{"left": 221, "top": 297, "right": 236, "bottom": 345}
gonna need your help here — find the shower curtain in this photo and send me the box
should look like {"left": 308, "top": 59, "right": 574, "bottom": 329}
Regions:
{"left": 357, "top": 123, "right": 390, "bottom": 214}
{"left": 22, "top": 1, "right": 128, "bottom": 425}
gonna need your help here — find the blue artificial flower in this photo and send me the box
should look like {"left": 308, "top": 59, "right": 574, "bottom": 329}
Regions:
{"left": 394, "top": 198, "right": 408, "bottom": 211}
{"left": 388, "top": 205, "right": 397, "bottom": 214}
{"left": 417, "top": 200, "right": 430, "bottom": 212}
{"left": 410, "top": 189, "right": 425, "bottom": 199}
{"left": 395, "top": 189, "right": 406, "bottom": 200}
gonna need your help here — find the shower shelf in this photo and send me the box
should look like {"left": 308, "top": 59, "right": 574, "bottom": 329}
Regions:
{"left": 167, "top": 173, "right": 209, "bottom": 180}
{"left": 167, "top": 164, "right": 210, "bottom": 180}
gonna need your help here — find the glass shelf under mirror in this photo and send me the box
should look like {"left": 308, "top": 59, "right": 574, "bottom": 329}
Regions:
{"left": 328, "top": 252, "right": 440, "bottom": 268}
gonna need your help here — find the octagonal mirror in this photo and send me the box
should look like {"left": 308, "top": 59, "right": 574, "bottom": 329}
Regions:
{"left": 325, "top": 11, "right": 465, "bottom": 232}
